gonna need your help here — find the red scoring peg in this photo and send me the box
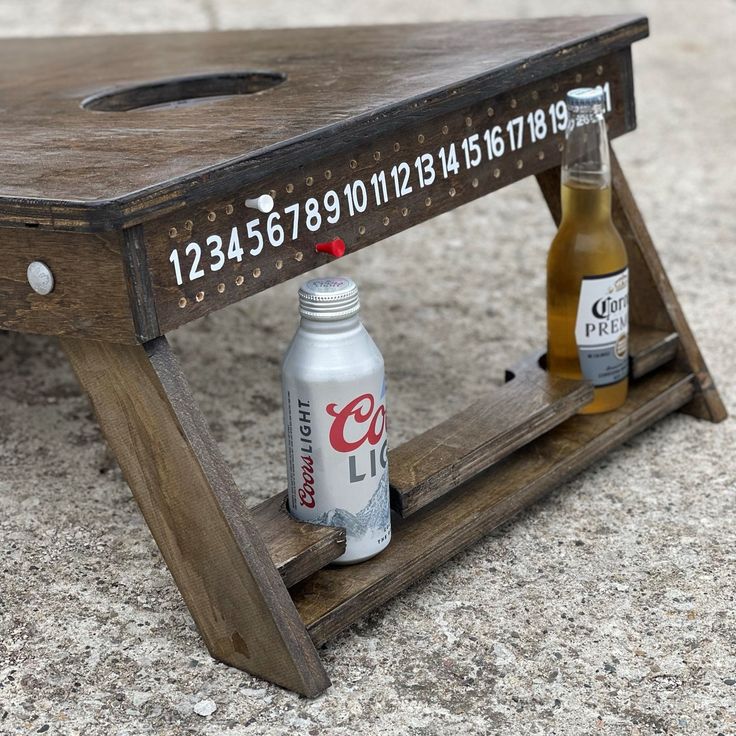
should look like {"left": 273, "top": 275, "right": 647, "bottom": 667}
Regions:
{"left": 315, "top": 238, "right": 346, "bottom": 258}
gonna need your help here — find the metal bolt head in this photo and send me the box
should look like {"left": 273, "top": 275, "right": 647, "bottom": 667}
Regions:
{"left": 27, "top": 261, "right": 54, "bottom": 295}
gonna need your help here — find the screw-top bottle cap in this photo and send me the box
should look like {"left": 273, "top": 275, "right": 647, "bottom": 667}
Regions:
{"left": 298, "top": 276, "right": 360, "bottom": 321}
{"left": 566, "top": 87, "right": 605, "bottom": 115}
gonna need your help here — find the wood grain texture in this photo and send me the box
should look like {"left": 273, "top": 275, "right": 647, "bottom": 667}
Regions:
{"left": 121, "top": 224, "right": 160, "bottom": 342}
{"left": 609, "top": 150, "right": 727, "bottom": 422}
{"left": 253, "top": 491, "right": 346, "bottom": 588}
{"left": 61, "top": 336, "right": 330, "bottom": 697}
{"left": 629, "top": 327, "right": 679, "bottom": 380}
{"left": 291, "top": 367, "right": 695, "bottom": 646}
{"left": 389, "top": 363, "right": 593, "bottom": 518}
{"left": 0, "top": 16, "right": 647, "bottom": 230}
{"left": 388, "top": 324, "right": 678, "bottom": 518}
{"left": 146, "top": 50, "right": 635, "bottom": 337}
{"left": 0, "top": 228, "right": 137, "bottom": 342}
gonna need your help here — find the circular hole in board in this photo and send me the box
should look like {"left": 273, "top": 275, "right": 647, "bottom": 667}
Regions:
{"left": 81, "top": 71, "right": 287, "bottom": 112}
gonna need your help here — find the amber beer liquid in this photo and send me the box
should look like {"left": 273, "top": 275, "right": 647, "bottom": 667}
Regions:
{"left": 281, "top": 277, "right": 391, "bottom": 564}
{"left": 547, "top": 88, "right": 629, "bottom": 413}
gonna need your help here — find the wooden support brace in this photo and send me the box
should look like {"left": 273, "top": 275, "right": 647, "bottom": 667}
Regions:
{"left": 61, "top": 336, "right": 331, "bottom": 697}
{"left": 389, "top": 325, "right": 680, "bottom": 518}
{"left": 535, "top": 150, "right": 726, "bottom": 423}
{"left": 389, "top": 365, "right": 593, "bottom": 517}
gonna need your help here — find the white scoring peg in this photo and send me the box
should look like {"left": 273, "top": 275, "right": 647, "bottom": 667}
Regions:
{"left": 245, "top": 194, "right": 274, "bottom": 213}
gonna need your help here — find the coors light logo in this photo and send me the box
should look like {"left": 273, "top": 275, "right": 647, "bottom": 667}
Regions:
{"left": 327, "top": 393, "right": 387, "bottom": 484}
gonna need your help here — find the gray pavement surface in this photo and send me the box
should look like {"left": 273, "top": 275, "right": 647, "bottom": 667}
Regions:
{"left": 1, "top": 1, "right": 735, "bottom": 734}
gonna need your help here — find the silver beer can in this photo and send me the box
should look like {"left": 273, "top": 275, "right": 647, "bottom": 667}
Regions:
{"left": 281, "top": 276, "right": 391, "bottom": 564}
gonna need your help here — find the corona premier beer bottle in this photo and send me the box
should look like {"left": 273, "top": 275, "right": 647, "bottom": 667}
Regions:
{"left": 547, "top": 87, "right": 629, "bottom": 413}
{"left": 281, "top": 277, "right": 391, "bottom": 564}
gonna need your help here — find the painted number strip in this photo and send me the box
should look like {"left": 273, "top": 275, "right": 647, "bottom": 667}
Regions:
{"left": 168, "top": 82, "right": 612, "bottom": 286}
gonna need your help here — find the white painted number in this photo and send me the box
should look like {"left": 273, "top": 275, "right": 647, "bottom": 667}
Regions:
{"left": 185, "top": 242, "right": 205, "bottom": 281}
{"left": 390, "top": 162, "right": 413, "bottom": 198}
{"left": 228, "top": 226, "right": 244, "bottom": 261}
{"left": 527, "top": 109, "right": 547, "bottom": 143}
{"left": 414, "top": 153, "right": 436, "bottom": 188}
{"left": 548, "top": 100, "right": 567, "bottom": 134}
{"left": 246, "top": 219, "right": 263, "bottom": 256}
{"left": 267, "top": 211, "right": 284, "bottom": 247}
{"left": 305, "top": 197, "right": 322, "bottom": 232}
{"left": 483, "top": 126, "right": 505, "bottom": 159}
{"left": 439, "top": 143, "right": 460, "bottom": 178}
{"left": 207, "top": 234, "right": 225, "bottom": 271}
{"left": 461, "top": 133, "right": 482, "bottom": 168}
{"left": 284, "top": 203, "right": 300, "bottom": 240}
{"left": 169, "top": 249, "right": 183, "bottom": 286}
{"left": 324, "top": 190, "right": 341, "bottom": 224}
{"left": 506, "top": 116, "right": 524, "bottom": 151}
{"left": 343, "top": 180, "right": 368, "bottom": 216}
{"left": 370, "top": 171, "right": 389, "bottom": 205}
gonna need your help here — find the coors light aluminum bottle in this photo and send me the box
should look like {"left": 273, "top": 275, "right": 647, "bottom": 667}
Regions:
{"left": 281, "top": 276, "right": 391, "bottom": 564}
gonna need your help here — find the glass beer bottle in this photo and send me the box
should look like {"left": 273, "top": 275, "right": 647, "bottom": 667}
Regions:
{"left": 547, "top": 87, "right": 629, "bottom": 413}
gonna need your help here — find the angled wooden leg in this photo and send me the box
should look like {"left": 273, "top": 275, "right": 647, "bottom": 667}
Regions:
{"left": 535, "top": 152, "right": 726, "bottom": 423}
{"left": 608, "top": 149, "right": 726, "bottom": 422}
{"left": 61, "top": 336, "right": 330, "bottom": 697}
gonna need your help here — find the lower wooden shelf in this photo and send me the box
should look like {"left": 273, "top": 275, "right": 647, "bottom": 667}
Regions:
{"left": 389, "top": 357, "right": 593, "bottom": 518}
{"left": 290, "top": 367, "right": 695, "bottom": 646}
{"left": 388, "top": 325, "right": 678, "bottom": 518}
{"left": 629, "top": 327, "right": 679, "bottom": 380}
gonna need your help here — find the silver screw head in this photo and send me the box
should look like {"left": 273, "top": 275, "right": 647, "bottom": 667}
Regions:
{"left": 27, "top": 261, "right": 54, "bottom": 295}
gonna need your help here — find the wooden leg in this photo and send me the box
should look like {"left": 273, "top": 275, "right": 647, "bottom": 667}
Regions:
{"left": 61, "top": 336, "right": 330, "bottom": 697}
{"left": 535, "top": 153, "right": 726, "bottom": 423}
{"left": 608, "top": 150, "right": 726, "bottom": 422}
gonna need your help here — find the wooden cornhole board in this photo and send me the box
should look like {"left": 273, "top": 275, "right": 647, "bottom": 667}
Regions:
{"left": 0, "top": 15, "right": 725, "bottom": 696}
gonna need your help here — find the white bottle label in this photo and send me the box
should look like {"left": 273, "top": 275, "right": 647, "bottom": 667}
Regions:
{"left": 575, "top": 267, "right": 629, "bottom": 387}
{"left": 284, "top": 376, "right": 391, "bottom": 563}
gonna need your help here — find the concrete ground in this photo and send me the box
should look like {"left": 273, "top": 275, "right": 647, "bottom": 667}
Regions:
{"left": 1, "top": 0, "right": 735, "bottom": 734}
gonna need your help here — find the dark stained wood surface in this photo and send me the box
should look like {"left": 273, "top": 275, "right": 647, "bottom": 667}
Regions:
{"left": 62, "top": 335, "right": 331, "bottom": 696}
{"left": 389, "top": 362, "right": 593, "bottom": 518}
{"left": 291, "top": 367, "right": 695, "bottom": 646}
{"left": 0, "top": 45, "right": 640, "bottom": 344}
{"left": 122, "top": 224, "right": 161, "bottom": 342}
{"left": 609, "top": 151, "right": 727, "bottom": 423}
{"left": 0, "top": 227, "right": 137, "bottom": 343}
{"left": 253, "top": 491, "right": 346, "bottom": 588}
{"left": 0, "top": 16, "right": 647, "bottom": 230}
{"left": 389, "top": 324, "right": 680, "bottom": 518}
